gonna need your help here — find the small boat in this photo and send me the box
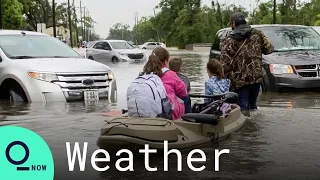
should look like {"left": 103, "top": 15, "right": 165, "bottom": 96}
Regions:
{"left": 97, "top": 92, "right": 246, "bottom": 152}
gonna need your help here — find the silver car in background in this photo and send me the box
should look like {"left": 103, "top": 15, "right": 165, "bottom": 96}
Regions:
{"left": 139, "top": 42, "right": 166, "bottom": 49}
{"left": 0, "top": 30, "right": 117, "bottom": 103}
{"left": 86, "top": 40, "right": 147, "bottom": 63}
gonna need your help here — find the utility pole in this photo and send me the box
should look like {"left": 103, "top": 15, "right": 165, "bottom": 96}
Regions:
{"left": 273, "top": 0, "right": 276, "bottom": 24}
{"left": 134, "top": 12, "right": 137, "bottom": 44}
{"left": 90, "top": 21, "right": 92, "bottom": 41}
{"left": 136, "top": 12, "right": 139, "bottom": 44}
{"left": 80, "top": 1, "right": 83, "bottom": 41}
{"left": 73, "top": 0, "right": 79, "bottom": 47}
{"left": 83, "top": 7, "right": 86, "bottom": 41}
{"left": 86, "top": 11, "right": 90, "bottom": 41}
{"left": 153, "top": 8, "right": 160, "bottom": 42}
{"left": 52, "top": 0, "right": 56, "bottom": 37}
{"left": 67, "top": 0, "right": 73, "bottom": 47}
{"left": 0, "top": 0, "right": 3, "bottom": 29}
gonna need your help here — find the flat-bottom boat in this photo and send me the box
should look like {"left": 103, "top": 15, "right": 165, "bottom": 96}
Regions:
{"left": 96, "top": 92, "right": 247, "bottom": 152}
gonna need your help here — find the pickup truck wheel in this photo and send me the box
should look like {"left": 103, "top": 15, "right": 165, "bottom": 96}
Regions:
{"left": 142, "top": 47, "right": 146, "bottom": 50}
{"left": 111, "top": 57, "right": 118, "bottom": 63}
{"left": 88, "top": 56, "right": 94, "bottom": 60}
{"left": 9, "top": 87, "right": 27, "bottom": 102}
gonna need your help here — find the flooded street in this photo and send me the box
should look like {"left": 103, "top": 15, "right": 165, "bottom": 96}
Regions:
{"left": 1, "top": 50, "right": 319, "bottom": 180}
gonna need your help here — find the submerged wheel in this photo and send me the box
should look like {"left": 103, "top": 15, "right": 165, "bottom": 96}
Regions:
{"left": 111, "top": 56, "right": 118, "bottom": 63}
{"left": 88, "top": 56, "right": 94, "bottom": 60}
{"left": 9, "top": 84, "right": 27, "bottom": 102}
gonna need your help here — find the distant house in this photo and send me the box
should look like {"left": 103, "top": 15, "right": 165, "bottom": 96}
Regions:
{"left": 45, "top": 26, "right": 71, "bottom": 45}
{"left": 45, "top": 26, "right": 70, "bottom": 40}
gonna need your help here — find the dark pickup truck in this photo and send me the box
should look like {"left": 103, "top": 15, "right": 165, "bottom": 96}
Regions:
{"left": 209, "top": 24, "right": 320, "bottom": 92}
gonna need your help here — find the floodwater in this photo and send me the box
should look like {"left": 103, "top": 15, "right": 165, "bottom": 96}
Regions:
{"left": 1, "top": 49, "right": 319, "bottom": 180}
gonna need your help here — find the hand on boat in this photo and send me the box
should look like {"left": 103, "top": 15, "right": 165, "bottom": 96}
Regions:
{"left": 102, "top": 110, "right": 123, "bottom": 117}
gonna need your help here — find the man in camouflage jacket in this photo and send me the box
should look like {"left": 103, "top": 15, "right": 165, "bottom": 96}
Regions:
{"left": 220, "top": 12, "right": 274, "bottom": 117}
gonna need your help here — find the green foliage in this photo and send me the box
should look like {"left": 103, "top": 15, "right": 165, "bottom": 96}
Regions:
{"left": 107, "top": 0, "right": 320, "bottom": 48}
{"left": 107, "top": 23, "right": 133, "bottom": 41}
{"left": 1, "top": 0, "right": 97, "bottom": 46}
{"left": 8, "top": 0, "right": 320, "bottom": 46}
{"left": 3, "top": 0, "right": 24, "bottom": 29}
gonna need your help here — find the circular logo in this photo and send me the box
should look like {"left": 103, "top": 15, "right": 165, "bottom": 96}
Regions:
{"left": 0, "top": 126, "right": 54, "bottom": 180}
{"left": 82, "top": 79, "right": 95, "bottom": 85}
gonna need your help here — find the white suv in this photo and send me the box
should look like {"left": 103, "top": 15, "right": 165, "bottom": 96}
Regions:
{"left": 86, "top": 40, "right": 147, "bottom": 63}
{"left": 0, "top": 30, "right": 117, "bottom": 103}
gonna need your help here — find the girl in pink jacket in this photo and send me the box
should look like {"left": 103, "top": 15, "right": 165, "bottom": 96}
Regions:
{"left": 143, "top": 47, "right": 188, "bottom": 120}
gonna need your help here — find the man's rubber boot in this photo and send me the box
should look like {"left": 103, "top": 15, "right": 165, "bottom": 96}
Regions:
{"left": 242, "top": 110, "right": 251, "bottom": 118}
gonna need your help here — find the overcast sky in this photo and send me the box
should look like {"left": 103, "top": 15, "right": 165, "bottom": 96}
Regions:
{"left": 71, "top": 0, "right": 308, "bottom": 38}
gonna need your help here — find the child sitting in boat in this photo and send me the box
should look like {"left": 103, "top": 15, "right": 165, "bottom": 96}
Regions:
{"left": 169, "top": 57, "right": 192, "bottom": 113}
{"left": 153, "top": 48, "right": 188, "bottom": 120}
{"left": 205, "top": 59, "right": 232, "bottom": 114}
{"left": 150, "top": 47, "right": 188, "bottom": 120}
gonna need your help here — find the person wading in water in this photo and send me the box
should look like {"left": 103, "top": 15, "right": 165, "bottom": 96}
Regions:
{"left": 220, "top": 12, "right": 274, "bottom": 117}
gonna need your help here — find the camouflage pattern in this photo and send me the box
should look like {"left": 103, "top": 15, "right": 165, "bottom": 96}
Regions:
{"left": 220, "top": 25, "right": 274, "bottom": 91}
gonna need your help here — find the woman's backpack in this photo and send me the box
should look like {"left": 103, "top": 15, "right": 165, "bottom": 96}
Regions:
{"left": 127, "top": 69, "right": 173, "bottom": 119}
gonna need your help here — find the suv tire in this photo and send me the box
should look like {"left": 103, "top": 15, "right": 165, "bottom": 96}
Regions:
{"left": 112, "top": 57, "right": 118, "bottom": 63}
{"left": 9, "top": 85, "right": 27, "bottom": 102}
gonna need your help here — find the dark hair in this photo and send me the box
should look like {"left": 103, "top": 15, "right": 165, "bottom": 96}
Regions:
{"left": 235, "top": 19, "right": 247, "bottom": 26}
{"left": 207, "top": 59, "right": 224, "bottom": 79}
{"left": 143, "top": 47, "right": 169, "bottom": 77}
{"left": 230, "top": 12, "right": 247, "bottom": 27}
{"left": 168, "top": 57, "right": 182, "bottom": 72}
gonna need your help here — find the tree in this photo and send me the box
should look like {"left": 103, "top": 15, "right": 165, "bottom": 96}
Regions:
{"left": 106, "top": 23, "right": 133, "bottom": 41}
{"left": 132, "top": 16, "right": 157, "bottom": 44}
{"left": 18, "top": 0, "right": 68, "bottom": 30}
{"left": 91, "top": 33, "right": 101, "bottom": 41}
{"left": 132, "top": 0, "right": 320, "bottom": 48}
{"left": 3, "top": 0, "right": 24, "bottom": 29}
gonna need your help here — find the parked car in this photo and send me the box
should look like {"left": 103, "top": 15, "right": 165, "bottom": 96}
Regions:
{"left": 86, "top": 40, "right": 147, "bottom": 63}
{"left": 139, "top": 42, "right": 166, "bottom": 49}
{"left": 209, "top": 24, "right": 320, "bottom": 92}
{"left": 0, "top": 30, "right": 117, "bottom": 103}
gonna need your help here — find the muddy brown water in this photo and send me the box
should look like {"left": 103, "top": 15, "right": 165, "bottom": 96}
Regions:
{"left": 0, "top": 50, "right": 319, "bottom": 180}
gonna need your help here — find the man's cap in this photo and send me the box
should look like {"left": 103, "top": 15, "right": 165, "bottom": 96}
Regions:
{"left": 228, "top": 12, "right": 247, "bottom": 25}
